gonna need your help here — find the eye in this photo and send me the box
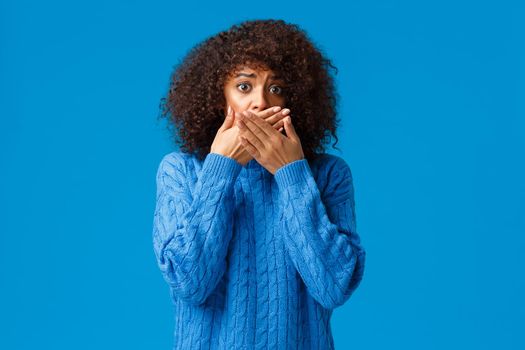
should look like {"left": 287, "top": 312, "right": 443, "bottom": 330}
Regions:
{"left": 270, "top": 85, "right": 284, "bottom": 95}
{"left": 236, "top": 82, "right": 251, "bottom": 93}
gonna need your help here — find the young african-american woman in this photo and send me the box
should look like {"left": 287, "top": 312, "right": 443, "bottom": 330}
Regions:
{"left": 152, "top": 19, "right": 366, "bottom": 350}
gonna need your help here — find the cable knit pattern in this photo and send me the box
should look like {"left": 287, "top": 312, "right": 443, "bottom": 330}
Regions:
{"left": 152, "top": 151, "right": 366, "bottom": 350}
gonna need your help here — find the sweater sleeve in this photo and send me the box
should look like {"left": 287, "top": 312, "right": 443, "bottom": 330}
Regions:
{"left": 152, "top": 152, "right": 242, "bottom": 306}
{"left": 274, "top": 156, "right": 366, "bottom": 310}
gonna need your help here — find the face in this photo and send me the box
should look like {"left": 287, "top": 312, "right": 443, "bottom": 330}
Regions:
{"left": 223, "top": 64, "right": 287, "bottom": 115}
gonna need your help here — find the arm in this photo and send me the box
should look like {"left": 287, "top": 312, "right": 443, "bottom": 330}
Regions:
{"left": 274, "top": 156, "right": 366, "bottom": 310}
{"left": 152, "top": 152, "right": 242, "bottom": 306}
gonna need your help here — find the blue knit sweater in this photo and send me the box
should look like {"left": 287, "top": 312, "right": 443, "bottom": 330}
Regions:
{"left": 152, "top": 151, "right": 366, "bottom": 349}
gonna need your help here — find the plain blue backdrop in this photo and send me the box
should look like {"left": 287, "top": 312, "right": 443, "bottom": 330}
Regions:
{"left": 1, "top": 0, "right": 523, "bottom": 349}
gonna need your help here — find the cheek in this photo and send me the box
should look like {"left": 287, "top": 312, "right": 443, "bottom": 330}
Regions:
{"left": 226, "top": 95, "right": 248, "bottom": 113}
{"left": 269, "top": 95, "right": 286, "bottom": 107}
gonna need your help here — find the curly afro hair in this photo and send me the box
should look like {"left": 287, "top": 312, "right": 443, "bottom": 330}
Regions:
{"left": 157, "top": 19, "right": 342, "bottom": 162}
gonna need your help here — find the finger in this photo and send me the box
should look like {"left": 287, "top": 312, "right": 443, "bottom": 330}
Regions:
{"left": 283, "top": 116, "right": 299, "bottom": 141}
{"left": 219, "top": 105, "right": 234, "bottom": 131}
{"left": 271, "top": 115, "right": 291, "bottom": 130}
{"left": 256, "top": 106, "right": 282, "bottom": 120}
{"left": 239, "top": 135, "right": 260, "bottom": 158}
{"left": 238, "top": 111, "right": 270, "bottom": 146}
{"left": 242, "top": 110, "right": 278, "bottom": 139}
{"left": 237, "top": 117, "right": 266, "bottom": 151}
{"left": 264, "top": 108, "right": 291, "bottom": 125}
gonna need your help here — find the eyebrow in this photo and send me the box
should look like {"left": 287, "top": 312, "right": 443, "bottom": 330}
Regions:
{"left": 234, "top": 72, "right": 282, "bottom": 80}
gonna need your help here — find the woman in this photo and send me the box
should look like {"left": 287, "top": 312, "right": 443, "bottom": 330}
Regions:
{"left": 153, "top": 19, "right": 366, "bottom": 349}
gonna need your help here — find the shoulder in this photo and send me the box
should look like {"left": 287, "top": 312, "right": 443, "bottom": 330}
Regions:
{"left": 156, "top": 150, "right": 199, "bottom": 181}
{"left": 309, "top": 153, "right": 354, "bottom": 202}
{"left": 159, "top": 150, "right": 192, "bottom": 167}
{"left": 309, "top": 153, "right": 353, "bottom": 183}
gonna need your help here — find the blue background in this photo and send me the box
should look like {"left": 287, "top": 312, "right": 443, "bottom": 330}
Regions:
{"left": 1, "top": 0, "right": 523, "bottom": 349}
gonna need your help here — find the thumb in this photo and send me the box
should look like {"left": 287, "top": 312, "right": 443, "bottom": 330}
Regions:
{"left": 219, "top": 105, "right": 234, "bottom": 131}
{"left": 283, "top": 116, "right": 298, "bottom": 140}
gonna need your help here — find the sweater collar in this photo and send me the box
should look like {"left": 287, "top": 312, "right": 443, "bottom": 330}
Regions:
{"left": 245, "top": 158, "right": 260, "bottom": 169}
{"left": 241, "top": 158, "right": 273, "bottom": 177}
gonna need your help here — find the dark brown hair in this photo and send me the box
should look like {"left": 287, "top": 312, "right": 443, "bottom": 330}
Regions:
{"left": 157, "top": 19, "right": 341, "bottom": 161}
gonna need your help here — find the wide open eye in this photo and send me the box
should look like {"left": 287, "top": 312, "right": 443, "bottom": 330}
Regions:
{"left": 236, "top": 82, "right": 251, "bottom": 93}
{"left": 270, "top": 85, "right": 284, "bottom": 95}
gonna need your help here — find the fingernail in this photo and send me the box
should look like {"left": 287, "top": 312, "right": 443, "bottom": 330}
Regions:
{"left": 282, "top": 108, "right": 290, "bottom": 115}
{"left": 273, "top": 106, "right": 281, "bottom": 112}
{"left": 227, "top": 106, "right": 231, "bottom": 115}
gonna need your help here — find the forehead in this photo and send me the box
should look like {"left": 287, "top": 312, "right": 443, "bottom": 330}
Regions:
{"left": 229, "top": 64, "right": 283, "bottom": 81}
{"left": 235, "top": 65, "right": 270, "bottom": 73}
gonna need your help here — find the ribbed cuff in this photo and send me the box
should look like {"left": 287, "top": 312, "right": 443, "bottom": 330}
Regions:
{"left": 274, "top": 158, "right": 312, "bottom": 188}
{"left": 203, "top": 152, "right": 243, "bottom": 181}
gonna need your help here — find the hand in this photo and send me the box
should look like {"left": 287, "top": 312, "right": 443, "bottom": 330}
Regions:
{"left": 235, "top": 106, "right": 291, "bottom": 165}
{"left": 210, "top": 106, "right": 291, "bottom": 166}
{"left": 236, "top": 110, "right": 305, "bottom": 175}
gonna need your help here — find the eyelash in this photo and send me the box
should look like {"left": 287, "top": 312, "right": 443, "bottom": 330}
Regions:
{"left": 236, "top": 82, "right": 285, "bottom": 95}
